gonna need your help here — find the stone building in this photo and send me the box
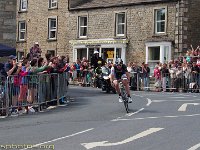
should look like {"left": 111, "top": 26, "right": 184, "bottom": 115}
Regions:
{"left": 16, "top": 0, "right": 70, "bottom": 59}
{"left": 68, "top": 0, "right": 200, "bottom": 71}
{"left": 16, "top": 0, "right": 200, "bottom": 71}
{"left": 0, "top": 0, "right": 16, "bottom": 48}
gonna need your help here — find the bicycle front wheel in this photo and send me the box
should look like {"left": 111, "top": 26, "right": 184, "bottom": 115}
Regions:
{"left": 123, "top": 98, "right": 129, "bottom": 113}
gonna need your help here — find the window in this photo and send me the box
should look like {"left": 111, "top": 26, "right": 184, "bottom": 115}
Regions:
{"left": 148, "top": 47, "right": 160, "bottom": 61}
{"left": 47, "top": 50, "right": 55, "bottom": 57}
{"left": 48, "top": 18, "right": 57, "bottom": 39}
{"left": 77, "top": 48, "right": 87, "bottom": 59}
{"left": 17, "top": 51, "right": 25, "bottom": 60}
{"left": 155, "top": 8, "right": 166, "bottom": 34}
{"left": 20, "top": 0, "right": 27, "bottom": 11}
{"left": 18, "top": 21, "right": 26, "bottom": 41}
{"left": 116, "top": 12, "right": 126, "bottom": 36}
{"left": 49, "top": 0, "right": 57, "bottom": 9}
{"left": 78, "top": 16, "right": 87, "bottom": 38}
{"left": 146, "top": 42, "right": 171, "bottom": 75}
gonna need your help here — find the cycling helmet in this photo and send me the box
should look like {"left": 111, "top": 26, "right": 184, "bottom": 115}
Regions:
{"left": 115, "top": 58, "right": 123, "bottom": 65}
{"left": 97, "top": 60, "right": 102, "bottom": 65}
{"left": 94, "top": 50, "right": 99, "bottom": 54}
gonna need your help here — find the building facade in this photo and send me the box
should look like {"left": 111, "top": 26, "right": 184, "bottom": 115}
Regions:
{"left": 0, "top": 0, "right": 16, "bottom": 48}
{"left": 15, "top": 0, "right": 200, "bottom": 71}
{"left": 68, "top": 0, "right": 200, "bottom": 71}
{"left": 16, "top": 0, "right": 70, "bottom": 59}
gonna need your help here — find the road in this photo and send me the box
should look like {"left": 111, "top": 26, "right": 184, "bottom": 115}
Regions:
{"left": 0, "top": 86, "right": 200, "bottom": 150}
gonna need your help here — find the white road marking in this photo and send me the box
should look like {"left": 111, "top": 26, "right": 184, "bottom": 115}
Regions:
{"left": 153, "top": 100, "right": 200, "bottom": 103}
{"left": 188, "top": 143, "right": 200, "bottom": 150}
{"left": 0, "top": 116, "right": 6, "bottom": 119}
{"left": 20, "top": 128, "right": 94, "bottom": 150}
{"left": 126, "top": 108, "right": 144, "bottom": 117}
{"left": 178, "top": 94, "right": 197, "bottom": 98}
{"left": 170, "top": 97, "right": 186, "bottom": 99}
{"left": 132, "top": 94, "right": 144, "bottom": 98}
{"left": 46, "top": 106, "right": 57, "bottom": 110}
{"left": 81, "top": 128, "right": 164, "bottom": 149}
{"left": 112, "top": 97, "right": 152, "bottom": 121}
{"left": 147, "top": 98, "right": 152, "bottom": 106}
{"left": 115, "top": 114, "right": 200, "bottom": 121}
{"left": 178, "top": 103, "right": 200, "bottom": 112}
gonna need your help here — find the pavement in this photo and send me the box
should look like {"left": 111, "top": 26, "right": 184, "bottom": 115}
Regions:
{"left": 0, "top": 86, "right": 200, "bottom": 150}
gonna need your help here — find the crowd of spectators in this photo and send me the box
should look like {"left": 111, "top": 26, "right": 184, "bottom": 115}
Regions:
{"left": 0, "top": 43, "right": 200, "bottom": 116}
{"left": 0, "top": 42, "right": 70, "bottom": 115}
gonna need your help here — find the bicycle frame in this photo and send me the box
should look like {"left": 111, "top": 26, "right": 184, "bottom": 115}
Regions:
{"left": 118, "top": 79, "right": 129, "bottom": 113}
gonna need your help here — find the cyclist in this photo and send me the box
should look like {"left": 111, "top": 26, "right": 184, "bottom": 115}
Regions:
{"left": 110, "top": 58, "right": 133, "bottom": 103}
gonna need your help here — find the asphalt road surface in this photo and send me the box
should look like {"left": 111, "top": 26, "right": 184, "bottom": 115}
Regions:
{"left": 0, "top": 86, "right": 200, "bottom": 150}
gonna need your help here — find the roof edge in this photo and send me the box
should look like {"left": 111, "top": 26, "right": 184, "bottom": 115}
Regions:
{"left": 69, "top": 0, "right": 180, "bottom": 11}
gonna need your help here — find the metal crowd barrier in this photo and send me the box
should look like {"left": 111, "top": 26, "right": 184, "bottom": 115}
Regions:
{"left": 160, "top": 72, "right": 200, "bottom": 92}
{"left": 0, "top": 72, "right": 69, "bottom": 117}
{"left": 129, "top": 72, "right": 200, "bottom": 92}
{"left": 0, "top": 76, "right": 7, "bottom": 117}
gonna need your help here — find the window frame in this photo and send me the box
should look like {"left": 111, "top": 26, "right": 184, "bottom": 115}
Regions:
{"left": 18, "top": 21, "right": 26, "bottom": 41}
{"left": 17, "top": 51, "right": 25, "bottom": 60}
{"left": 19, "top": 0, "right": 28, "bottom": 11}
{"left": 78, "top": 16, "right": 88, "bottom": 38}
{"left": 145, "top": 42, "right": 171, "bottom": 75}
{"left": 49, "top": 0, "right": 58, "bottom": 9}
{"left": 47, "top": 50, "right": 56, "bottom": 57}
{"left": 48, "top": 17, "right": 57, "bottom": 40}
{"left": 115, "top": 12, "right": 126, "bottom": 37}
{"left": 154, "top": 7, "right": 167, "bottom": 34}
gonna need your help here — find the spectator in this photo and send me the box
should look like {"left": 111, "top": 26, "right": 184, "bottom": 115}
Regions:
{"left": 127, "top": 62, "right": 133, "bottom": 87}
{"left": 169, "top": 63, "right": 177, "bottom": 91}
{"left": 153, "top": 65, "right": 161, "bottom": 91}
{"left": 141, "top": 62, "right": 150, "bottom": 91}
{"left": 183, "top": 63, "right": 192, "bottom": 91}
{"left": 191, "top": 62, "right": 200, "bottom": 86}
{"left": 75, "top": 59, "right": 81, "bottom": 82}
{"left": 175, "top": 65, "right": 183, "bottom": 91}
{"left": 91, "top": 51, "right": 104, "bottom": 69}
{"left": 160, "top": 63, "right": 169, "bottom": 92}
{"left": 5, "top": 55, "right": 18, "bottom": 76}
{"left": 30, "top": 42, "right": 42, "bottom": 60}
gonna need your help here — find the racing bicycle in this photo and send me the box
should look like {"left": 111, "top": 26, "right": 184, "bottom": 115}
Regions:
{"left": 118, "top": 79, "right": 129, "bottom": 113}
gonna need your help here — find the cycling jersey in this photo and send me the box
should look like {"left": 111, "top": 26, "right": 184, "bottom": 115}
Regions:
{"left": 111, "top": 64, "right": 128, "bottom": 80}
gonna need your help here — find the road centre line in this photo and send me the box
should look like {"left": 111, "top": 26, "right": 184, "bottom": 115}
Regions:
{"left": 126, "top": 108, "right": 145, "bottom": 117}
{"left": 188, "top": 143, "right": 200, "bottom": 150}
{"left": 125, "top": 98, "right": 152, "bottom": 117}
{"left": 132, "top": 94, "right": 144, "bottom": 98}
{"left": 113, "top": 114, "right": 200, "bottom": 121}
{"left": 112, "top": 98, "right": 152, "bottom": 121}
{"left": 170, "top": 97, "right": 187, "bottom": 99}
{"left": 178, "top": 94, "right": 197, "bottom": 98}
{"left": 153, "top": 100, "right": 200, "bottom": 102}
{"left": 20, "top": 128, "right": 94, "bottom": 150}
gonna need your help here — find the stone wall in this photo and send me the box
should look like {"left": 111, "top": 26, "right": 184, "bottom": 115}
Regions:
{"left": 174, "top": 0, "right": 200, "bottom": 55}
{"left": 68, "top": 2, "right": 177, "bottom": 64}
{"left": 16, "top": 0, "right": 72, "bottom": 60}
{"left": 185, "top": 0, "right": 200, "bottom": 49}
{"left": 0, "top": 0, "right": 16, "bottom": 48}
{"left": 16, "top": 0, "right": 200, "bottom": 64}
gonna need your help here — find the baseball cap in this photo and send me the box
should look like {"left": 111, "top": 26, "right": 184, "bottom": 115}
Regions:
{"left": 34, "top": 42, "right": 39, "bottom": 45}
{"left": 8, "top": 55, "right": 17, "bottom": 60}
{"left": 115, "top": 58, "right": 123, "bottom": 65}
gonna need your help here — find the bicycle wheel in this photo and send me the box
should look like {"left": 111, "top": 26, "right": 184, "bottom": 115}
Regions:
{"left": 123, "top": 97, "right": 129, "bottom": 113}
{"left": 121, "top": 90, "right": 129, "bottom": 113}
